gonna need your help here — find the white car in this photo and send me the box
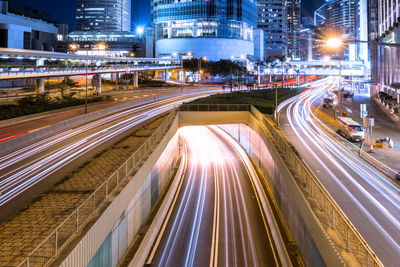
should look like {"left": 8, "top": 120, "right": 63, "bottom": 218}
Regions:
{"left": 337, "top": 117, "right": 365, "bottom": 142}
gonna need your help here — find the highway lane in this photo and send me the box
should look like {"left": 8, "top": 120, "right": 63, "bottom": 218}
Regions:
{"left": 0, "top": 87, "right": 210, "bottom": 141}
{"left": 279, "top": 78, "right": 400, "bottom": 266}
{"left": 148, "top": 126, "right": 278, "bottom": 267}
{"left": 0, "top": 91, "right": 216, "bottom": 219}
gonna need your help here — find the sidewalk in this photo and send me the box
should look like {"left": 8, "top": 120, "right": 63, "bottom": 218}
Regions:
{"left": 315, "top": 92, "right": 400, "bottom": 176}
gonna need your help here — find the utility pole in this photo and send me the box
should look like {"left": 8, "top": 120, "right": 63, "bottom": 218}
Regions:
{"left": 85, "top": 49, "right": 88, "bottom": 114}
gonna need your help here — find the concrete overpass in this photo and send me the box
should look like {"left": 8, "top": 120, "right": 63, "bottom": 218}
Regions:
{"left": 0, "top": 48, "right": 183, "bottom": 94}
{"left": 261, "top": 60, "right": 368, "bottom": 77}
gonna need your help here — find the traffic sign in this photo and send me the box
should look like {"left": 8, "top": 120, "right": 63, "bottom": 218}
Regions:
{"left": 360, "top": 104, "right": 367, "bottom": 118}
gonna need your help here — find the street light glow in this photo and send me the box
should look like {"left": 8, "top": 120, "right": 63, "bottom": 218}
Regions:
{"left": 136, "top": 26, "right": 145, "bottom": 35}
{"left": 326, "top": 37, "right": 343, "bottom": 49}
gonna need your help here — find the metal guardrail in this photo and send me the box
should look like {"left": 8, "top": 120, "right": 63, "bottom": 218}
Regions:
{"left": 312, "top": 114, "right": 398, "bottom": 179}
{"left": 17, "top": 111, "right": 177, "bottom": 267}
{"left": 250, "top": 106, "right": 382, "bottom": 266}
{"left": 0, "top": 48, "right": 182, "bottom": 64}
{"left": 179, "top": 103, "right": 251, "bottom": 112}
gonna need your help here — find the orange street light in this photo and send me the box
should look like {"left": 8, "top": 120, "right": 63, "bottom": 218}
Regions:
{"left": 326, "top": 37, "right": 343, "bottom": 49}
{"left": 69, "top": 44, "right": 78, "bottom": 51}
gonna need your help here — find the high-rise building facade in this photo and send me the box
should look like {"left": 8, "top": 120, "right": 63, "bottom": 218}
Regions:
{"left": 325, "top": 0, "right": 357, "bottom": 36}
{"left": 151, "top": 0, "right": 257, "bottom": 60}
{"left": 373, "top": 0, "right": 400, "bottom": 99}
{"left": 76, "top": 0, "right": 131, "bottom": 32}
{"left": 314, "top": 5, "right": 326, "bottom": 26}
{"left": 325, "top": 0, "right": 358, "bottom": 60}
{"left": 257, "top": 0, "right": 287, "bottom": 58}
{"left": 286, "top": 0, "right": 301, "bottom": 59}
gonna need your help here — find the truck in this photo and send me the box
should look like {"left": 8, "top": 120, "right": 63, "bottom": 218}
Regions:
{"left": 337, "top": 117, "right": 365, "bottom": 142}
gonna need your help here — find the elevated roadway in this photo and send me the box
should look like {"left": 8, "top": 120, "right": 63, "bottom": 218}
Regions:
{"left": 0, "top": 48, "right": 181, "bottom": 80}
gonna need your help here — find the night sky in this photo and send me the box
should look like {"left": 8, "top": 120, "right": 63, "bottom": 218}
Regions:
{"left": 9, "top": 0, "right": 322, "bottom": 30}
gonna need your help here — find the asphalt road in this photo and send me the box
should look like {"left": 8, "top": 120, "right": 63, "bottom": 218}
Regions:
{"left": 148, "top": 126, "right": 278, "bottom": 267}
{"left": 0, "top": 90, "right": 216, "bottom": 222}
{"left": 278, "top": 78, "right": 400, "bottom": 266}
{"left": 0, "top": 88, "right": 208, "bottom": 142}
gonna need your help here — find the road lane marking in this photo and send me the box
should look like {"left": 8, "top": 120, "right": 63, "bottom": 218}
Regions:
{"left": 209, "top": 162, "right": 220, "bottom": 267}
{"left": 146, "top": 139, "right": 188, "bottom": 264}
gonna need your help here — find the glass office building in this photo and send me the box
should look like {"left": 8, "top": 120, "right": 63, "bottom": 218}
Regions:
{"left": 76, "top": 0, "right": 131, "bottom": 32}
{"left": 257, "top": 0, "right": 287, "bottom": 59}
{"left": 286, "top": 0, "right": 301, "bottom": 59}
{"left": 152, "top": 0, "right": 257, "bottom": 60}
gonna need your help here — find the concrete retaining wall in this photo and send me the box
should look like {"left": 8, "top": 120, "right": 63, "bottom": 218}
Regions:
{"left": 220, "top": 123, "right": 328, "bottom": 266}
{"left": 59, "top": 116, "right": 180, "bottom": 267}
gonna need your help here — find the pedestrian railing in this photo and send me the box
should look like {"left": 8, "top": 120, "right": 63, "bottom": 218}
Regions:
{"left": 17, "top": 111, "right": 177, "bottom": 267}
{"left": 0, "top": 64, "right": 180, "bottom": 77}
{"left": 179, "top": 103, "right": 251, "bottom": 112}
{"left": 251, "top": 106, "right": 382, "bottom": 266}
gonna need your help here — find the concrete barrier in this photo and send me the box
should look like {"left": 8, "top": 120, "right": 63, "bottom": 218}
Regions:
{"left": 51, "top": 115, "right": 181, "bottom": 267}
{"left": 128, "top": 138, "right": 187, "bottom": 267}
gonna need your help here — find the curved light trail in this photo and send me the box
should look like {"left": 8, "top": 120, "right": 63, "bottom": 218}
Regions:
{"left": 0, "top": 91, "right": 215, "bottom": 208}
{"left": 149, "top": 126, "right": 278, "bottom": 267}
{"left": 280, "top": 78, "right": 400, "bottom": 265}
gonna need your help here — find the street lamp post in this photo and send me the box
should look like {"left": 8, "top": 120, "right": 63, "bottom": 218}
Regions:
{"left": 70, "top": 44, "right": 89, "bottom": 114}
{"left": 69, "top": 44, "right": 106, "bottom": 114}
{"left": 325, "top": 38, "right": 344, "bottom": 118}
{"left": 198, "top": 57, "right": 206, "bottom": 83}
{"left": 336, "top": 60, "right": 342, "bottom": 118}
{"left": 85, "top": 49, "right": 88, "bottom": 114}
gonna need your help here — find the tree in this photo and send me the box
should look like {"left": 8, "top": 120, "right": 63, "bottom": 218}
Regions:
{"left": 23, "top": 6, "right": 31, "bottom": 15}
{"left": 182, "top": 58, "right": 199, "bottom": 73}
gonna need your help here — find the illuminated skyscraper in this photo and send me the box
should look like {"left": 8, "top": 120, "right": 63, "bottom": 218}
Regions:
{"left": 257, "top": 0, "right": 287, "bottom": 58}
{"left": 76, "top": 0, "right": 131, "bottom": 32}
{"left": 151, "top": 0, "right": 257, "bottom": 60}
{"left": 325, "top": 0, "right": 357, "bottom": 60}
{"left": 286, "top": 0, "right": 301, "bottom": 59}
